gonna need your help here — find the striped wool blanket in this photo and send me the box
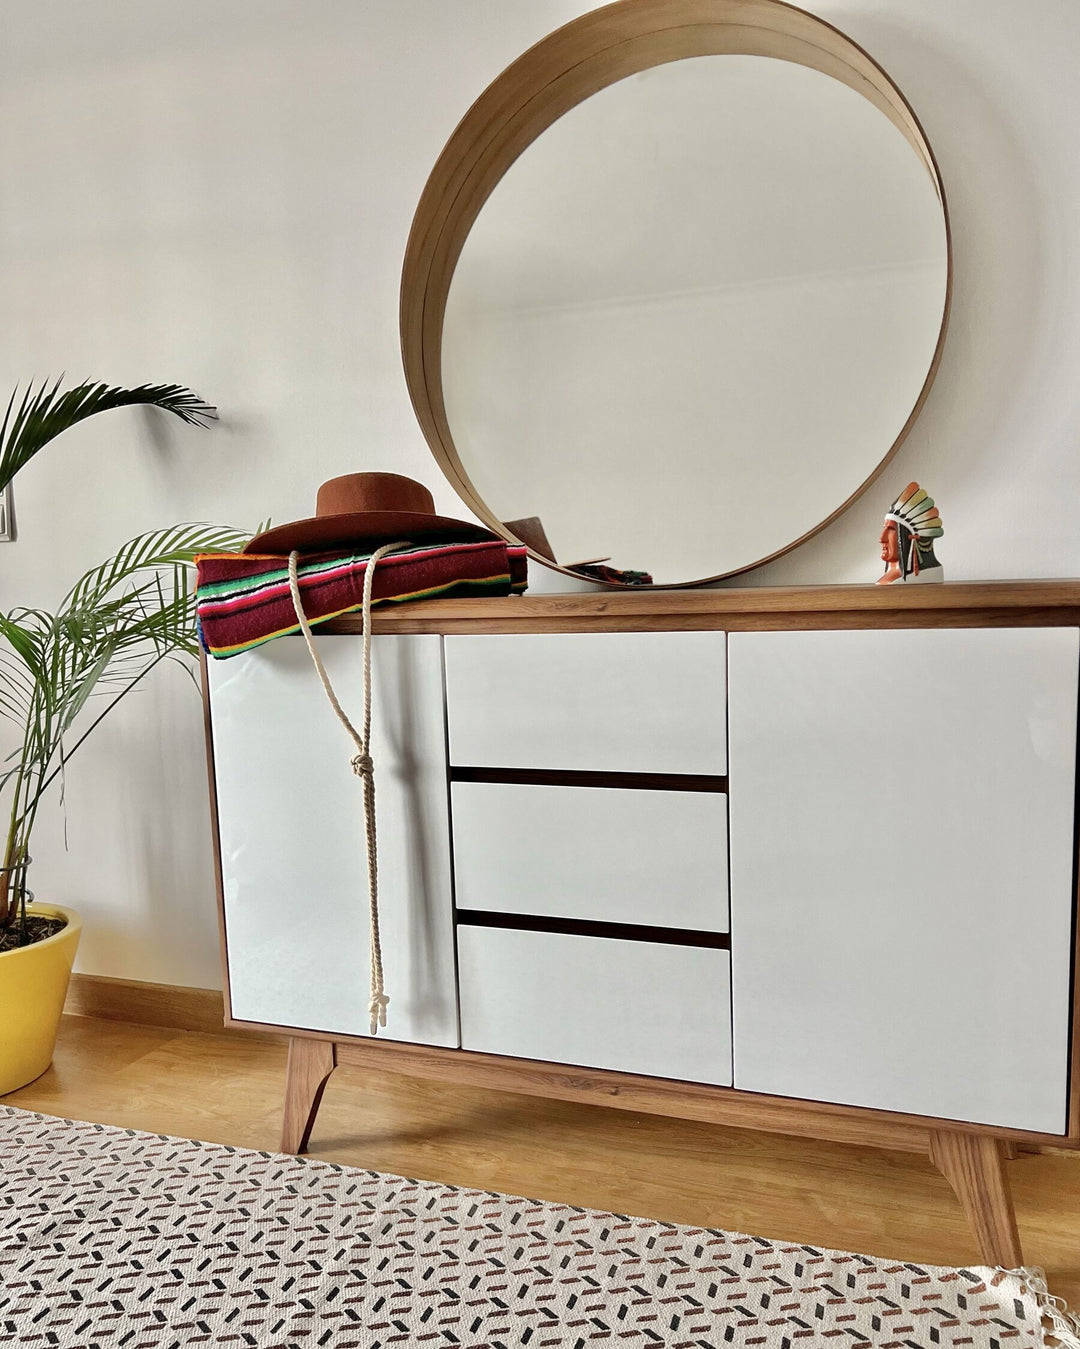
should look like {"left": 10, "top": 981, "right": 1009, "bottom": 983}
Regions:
{"left": 196, "top": 539, "right": 528, "bottom": 659}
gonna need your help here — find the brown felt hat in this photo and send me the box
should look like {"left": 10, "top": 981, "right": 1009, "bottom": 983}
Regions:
{"left": 243, "top": 472, "right": 498, "bottom": 555}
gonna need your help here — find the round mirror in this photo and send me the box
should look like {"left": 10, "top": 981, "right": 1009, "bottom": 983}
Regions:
{"left": 402, "top": 0, "right": 951, "bottom": 587}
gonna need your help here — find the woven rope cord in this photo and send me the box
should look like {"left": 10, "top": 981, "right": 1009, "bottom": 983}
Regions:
{"left": 287, "top": 544, "right": 406, "bottom": 1035}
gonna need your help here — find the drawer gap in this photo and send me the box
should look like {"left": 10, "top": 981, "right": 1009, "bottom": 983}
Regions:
{"left": 450, "top": 766, "right": 728, "bottom": 792}
{"left": 455, "top": 908, "right": 731, "bottom": 950}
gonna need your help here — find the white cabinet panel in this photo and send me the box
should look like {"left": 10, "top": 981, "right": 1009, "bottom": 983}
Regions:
{"left": 444, "top": 632, "right": 727, "bottom": 773}
{"left": 728, "top": 627, "right": 1078, "bottom": 1133}
{"left": 458, "top": 925, "right": 732, "bottom": 1084}
{"left": 452, "top": 781, "right": 728, "bottom": 930}
{"left": 208, "top": 635, "right": 458, "bottom": 1046}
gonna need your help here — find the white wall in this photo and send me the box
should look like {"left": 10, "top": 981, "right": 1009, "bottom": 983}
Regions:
{"left": 1, "top": 0, "right": 1077, "bottom": 988}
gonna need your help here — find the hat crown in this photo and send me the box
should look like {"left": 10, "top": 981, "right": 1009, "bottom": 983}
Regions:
{"left": 316, "top": 473, "right": 435, "bottom": 519}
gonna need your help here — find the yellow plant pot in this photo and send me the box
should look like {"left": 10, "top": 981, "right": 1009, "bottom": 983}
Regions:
{"left": 0, "top": 904, "right": 81, "bottom": 1096}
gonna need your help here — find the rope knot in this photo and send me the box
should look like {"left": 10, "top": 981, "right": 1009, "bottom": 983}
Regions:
{"left": 369, "top": 991, "right": 390, "bottom": 1036}
{"left": 351, "top": 752, "right": 374, "bottom": 779}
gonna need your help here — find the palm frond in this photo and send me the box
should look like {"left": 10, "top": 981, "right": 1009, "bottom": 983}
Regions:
{"left": 63, "top": 523, "right": 248, "bottom": 612}
{"left": 0, "top": 650, "right": 34, "bottom": 725}
{"left": 5, "top": 606, "right": 62, "bottom": 631}
{"left": 0, "top": 517, "right": 256, "bottom": 915}
{"left": 0, "top": 648, "right": 35, "bottom": 694}
{"left": 57, "top": 647, "right": 116, "bottom": 733}
{"left": 0, "top": 615, "right": 44, "bottom": 681}
{"left": 0, "top": 694, "right": 28, "bottom": 727}
{"left": 0, "top": 379, "right": 217, "bottom": 492}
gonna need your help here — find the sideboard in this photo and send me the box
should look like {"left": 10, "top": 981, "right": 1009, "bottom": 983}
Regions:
{"left": 201, "top": 581, "right": 1080, "bottom": 1266}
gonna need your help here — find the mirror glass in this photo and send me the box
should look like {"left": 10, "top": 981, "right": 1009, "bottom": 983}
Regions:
{"left": 441, "top": 54, "right": 949, "bottom": 585}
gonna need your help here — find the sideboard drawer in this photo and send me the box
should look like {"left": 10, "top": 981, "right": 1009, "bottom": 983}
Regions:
{"left": 444, "top": 632, "right": 727, "bottom": 773}
{"left": 457, "top": 925, "right": 732, "bottom": 1084}
{"left": 452, "top": 780, "right": 728, "bottom": 930}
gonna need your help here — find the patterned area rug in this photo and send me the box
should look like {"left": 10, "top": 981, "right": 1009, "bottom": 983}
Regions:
{"left": 1, "top": 1106, "right": 1077, "bottom": 1348}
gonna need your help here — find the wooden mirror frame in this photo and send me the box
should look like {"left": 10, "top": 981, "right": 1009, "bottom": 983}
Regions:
{"left": 400, "top": 0, "right": 952, "bottom": 589}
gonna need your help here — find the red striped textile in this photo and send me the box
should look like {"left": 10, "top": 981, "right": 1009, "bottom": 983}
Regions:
{"left": 197, "top": 540, "right": 528, "bottom": 658}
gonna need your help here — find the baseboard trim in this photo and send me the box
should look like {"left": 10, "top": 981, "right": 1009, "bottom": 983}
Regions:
{"left": 66, "top": 973, "right": 229, "bottom": 1036}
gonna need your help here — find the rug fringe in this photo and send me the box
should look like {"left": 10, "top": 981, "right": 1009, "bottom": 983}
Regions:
{"left": 1003, "top": 1268, "right": 1080, "bottom": 1348}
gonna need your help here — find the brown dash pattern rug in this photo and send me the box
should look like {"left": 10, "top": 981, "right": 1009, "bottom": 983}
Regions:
{"left": 1, "top": 1105, "right": 1078, "bottom": 1348}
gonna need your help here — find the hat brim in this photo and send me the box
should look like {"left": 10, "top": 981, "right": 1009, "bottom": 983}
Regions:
{"left": 243, "top": 510, "right": 501, "bottom": 556}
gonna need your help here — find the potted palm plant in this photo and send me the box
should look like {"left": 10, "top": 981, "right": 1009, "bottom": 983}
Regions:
{"left": 0, "top": 380, "right": 247, "bottom": 1094}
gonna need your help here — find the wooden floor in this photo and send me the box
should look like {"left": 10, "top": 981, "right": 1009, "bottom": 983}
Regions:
{"left": 6, "top": 1014, "right": 1080, "bottom": 1305}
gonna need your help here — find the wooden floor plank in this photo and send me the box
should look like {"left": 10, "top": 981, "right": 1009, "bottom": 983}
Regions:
{"left": 4, "top": 1015, "right": 1078, "bottom": 1303}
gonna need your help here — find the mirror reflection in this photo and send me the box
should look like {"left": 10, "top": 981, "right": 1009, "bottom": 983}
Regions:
{"left": 441, "top": 54, "right": 949, "bottom": 586}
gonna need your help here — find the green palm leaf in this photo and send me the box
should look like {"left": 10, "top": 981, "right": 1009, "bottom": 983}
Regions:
{"left": 0, "top": 373, "right": 237, "bottom": 933}
{"left": 0, "top": 520, "right": 250, "bottom": 924}
{"left": 0, "top": 379, "right": 217, "bottom": 493}
{"left": 0, "top": 656, "right": 34, "bottom": 723}
{"left": 63, "top": 523, "right": 248, "bottom": 611}
{"left": 0, "top": 615, "right": 43, "bottom": 680}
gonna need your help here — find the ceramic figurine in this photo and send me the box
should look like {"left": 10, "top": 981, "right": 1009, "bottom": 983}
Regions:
{"left": 877, "top": 482, "right": 944, "bottom": 584}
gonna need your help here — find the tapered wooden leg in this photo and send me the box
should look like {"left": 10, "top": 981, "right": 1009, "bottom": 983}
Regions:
{"left": 281, "top": 1037, "right": 337, "bottom": 1155}
{"left": 929, "top": 1130, "right": 1023, "bottom": 1267}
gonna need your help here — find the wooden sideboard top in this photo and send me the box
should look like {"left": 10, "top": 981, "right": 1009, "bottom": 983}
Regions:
{"left": 329, "top": 580, "right": 1080, "bottom": 635}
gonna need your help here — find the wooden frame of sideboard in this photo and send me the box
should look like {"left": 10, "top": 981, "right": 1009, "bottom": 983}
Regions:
{"left": 201, "top": 581, "right": 1080, "bottom": 1267}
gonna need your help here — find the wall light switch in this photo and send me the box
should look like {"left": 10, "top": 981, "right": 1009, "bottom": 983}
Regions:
{"left": 0, "top": 484, "right": 15, "bottom": 542}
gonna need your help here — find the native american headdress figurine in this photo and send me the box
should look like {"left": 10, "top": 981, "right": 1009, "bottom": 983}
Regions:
{"left": 877, "top": 482, "right": 943, "bottom": 584}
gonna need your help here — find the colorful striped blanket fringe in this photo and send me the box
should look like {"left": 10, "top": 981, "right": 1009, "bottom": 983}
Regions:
{"left": 196, "top": 540, "right": 528, "bottom": 659}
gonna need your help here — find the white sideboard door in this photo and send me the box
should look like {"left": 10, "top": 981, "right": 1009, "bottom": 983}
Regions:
{"left": 207, "top": 635, "right": 458, "bottom": 1046}
{"left": 728, "top": 627, "right": 1078, "bottom": 1133}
